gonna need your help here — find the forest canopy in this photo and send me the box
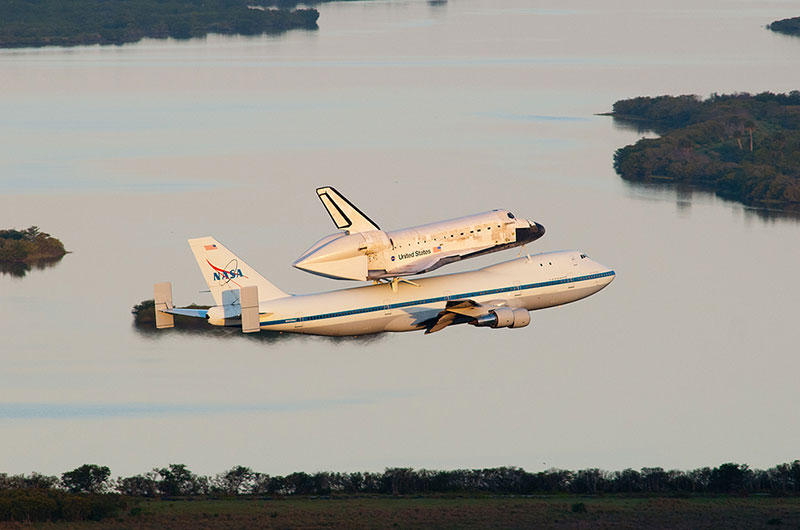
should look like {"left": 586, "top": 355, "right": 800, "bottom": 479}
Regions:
{"left": 610, "top": 92, "right": 800, "bottom": 211}
{"left": 0, "top": 0, "right": 322, "bottom": 48}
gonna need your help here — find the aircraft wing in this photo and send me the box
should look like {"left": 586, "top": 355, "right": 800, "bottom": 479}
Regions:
{"left": 316, "top": 186, "right": 380, "bottom": 233}
{"left": 425, "top": 299, "right": 505, "bottom": 334}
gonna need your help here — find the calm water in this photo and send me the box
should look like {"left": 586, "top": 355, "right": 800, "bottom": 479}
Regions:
{"left": 1, "top": 0, "right": 799, "bottom": 477}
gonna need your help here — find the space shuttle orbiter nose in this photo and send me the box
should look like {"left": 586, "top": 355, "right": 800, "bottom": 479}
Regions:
{"left": 516, "top": 220, "right": 545, "bottom": 245}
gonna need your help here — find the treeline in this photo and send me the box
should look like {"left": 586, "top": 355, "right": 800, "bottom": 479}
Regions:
{"left": 0, "top": 489, "right": 124, "bottom": 523}
{"left": 611, "top": 92, "right": 800, "bottom": 210}
{"left": 0, "top": 0, "right": 321, "bottom": 48}
{"left": 0, "top": 226, "right": 66, "bottom": 262}
{"left": 768, "top": 16, "right": 800, "bottom": 36}
{"left": 4, "top": 461, "right": 800, "bottom": 500}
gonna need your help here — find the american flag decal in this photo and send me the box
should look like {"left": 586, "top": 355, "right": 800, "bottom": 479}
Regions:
{"left": 433, "top": 245, "right": 442, "bottom": 253}
{"left": 204, "top": 244, "right": 218, "bottom": 251}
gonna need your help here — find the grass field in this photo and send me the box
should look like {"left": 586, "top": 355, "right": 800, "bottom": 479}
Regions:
{"left": 2, "top": 495, "right": 798, "bottom": 529}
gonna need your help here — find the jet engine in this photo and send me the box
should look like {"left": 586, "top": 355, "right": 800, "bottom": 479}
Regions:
{"left": 206, "top": 304, "right": 240, "bottom": 326}
{"left": 471, "top": 307, "right": 530, "bottom": 329}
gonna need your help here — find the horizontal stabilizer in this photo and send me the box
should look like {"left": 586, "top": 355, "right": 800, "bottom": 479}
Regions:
{"left": 316, "top": 186, "right": 380, "bottom": 233}
{"left": 154, "top": 282, "right": 175, "bottom": 329}
{"left": 165, "top": 308, "right": 209, "bottom": 319}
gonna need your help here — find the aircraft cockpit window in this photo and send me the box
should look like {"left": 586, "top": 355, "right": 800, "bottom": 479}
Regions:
{"left": 507, "top": 212, "right": 515, "bottom": 219}
{"left": 580, "top": 254, "right": 587, "bottom": 259}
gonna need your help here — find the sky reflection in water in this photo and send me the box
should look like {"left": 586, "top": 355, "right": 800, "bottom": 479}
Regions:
{"left": 1, "top": 0, "right": 799, "bottom": 477}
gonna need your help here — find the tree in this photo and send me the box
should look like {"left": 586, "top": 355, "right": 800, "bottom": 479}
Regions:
{"left": 733, "top": 130, "right": 743, "bottom": 150}
{"left": 383, "top": 468, "right": 415, "bottom": 495}
{"left": 249, "top": 472, "right": 271, "bottom": 495}
{"left": 156, "top": 464, "right": 203, "bottom": 496}
{"left": 284, "top": 472, "right": 316, "bottom": 495}
{"left": 116, "top": 472, "right": 158, "bottom": 497}
{"left": 213, "top": 466, "right": 255, "bottom": 495}
{"left": 710, "top": 463, "right": 748, "bottom": 493}
{"left": 744, "top": 120, "right": 756, "bottom": 152}
{"left": 61, "top": 464, "right": 111, "bottom": 494}
{"left": 23, "top": 226, "right": 40, "bottom": 241}
{"left": 640, "top": 467, "right": 668, "bottom": 492}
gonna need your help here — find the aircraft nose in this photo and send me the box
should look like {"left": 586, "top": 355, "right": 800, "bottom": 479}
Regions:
{"left": 515, "top": 220, "right": 545, "bottom": 244}
{"left": 596, "top": 261, "right": 616, "bottom": 285}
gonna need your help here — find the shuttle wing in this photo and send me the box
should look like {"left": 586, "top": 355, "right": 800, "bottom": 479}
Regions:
{"left": 316, "top": 186, "right": 380, "bottom": 233}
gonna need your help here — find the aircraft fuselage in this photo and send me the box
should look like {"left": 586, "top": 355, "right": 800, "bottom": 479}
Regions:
{"left": 209, "top": 250, "right": 614, "bottom": 336}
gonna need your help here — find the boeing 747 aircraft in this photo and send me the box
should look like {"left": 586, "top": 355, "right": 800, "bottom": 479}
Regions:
{"left": 153, "top": 237, "right": 615, "bottom": 337}
{"left": 292, "top": 187, "right": 545, "bottom": 287}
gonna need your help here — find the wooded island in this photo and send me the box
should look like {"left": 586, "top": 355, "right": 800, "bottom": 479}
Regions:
{"left": 768, "top": 16, "right": 800, "bottom": 36}
{"left": 0, "top": 0, "right": 322, "bottom": 48}
{"left": 0, "top": 227, "right": 66, "bottom": 262}
{"left": 610, "top": 92, "right": 800, "bottom": 211}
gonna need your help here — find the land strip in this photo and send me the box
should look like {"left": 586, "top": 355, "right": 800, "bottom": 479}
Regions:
{"left": 0, "top": 0, "right": 327, "bottom": 48}
{"left": 2, "top": 495, "right": 798, "bottom": 530}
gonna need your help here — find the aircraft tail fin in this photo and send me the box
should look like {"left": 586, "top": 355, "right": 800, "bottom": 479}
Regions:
{"left": 316, "top": 186, "right": 380, "bottom": 233}
{"left": 188, "top": 237, "right": 289, "bottom": 306}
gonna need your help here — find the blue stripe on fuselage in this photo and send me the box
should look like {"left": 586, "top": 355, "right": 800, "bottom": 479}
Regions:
{"left": 259, "top": 270, "right": 615, "bottom": 327}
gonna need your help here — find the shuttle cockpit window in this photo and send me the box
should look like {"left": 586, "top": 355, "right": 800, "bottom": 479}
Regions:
{"left": 507, "top": 212, "right": 515, "bottom": 219}
{"left": 580, "top": 254, "right": 588, "bottom": 259}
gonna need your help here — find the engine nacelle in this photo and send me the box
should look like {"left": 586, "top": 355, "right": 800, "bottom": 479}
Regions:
{"left": 207, "top": 304, "right": 241, "bottom": 326}
{"left": 472, "top": 307, "right": 530, "bottom": 329}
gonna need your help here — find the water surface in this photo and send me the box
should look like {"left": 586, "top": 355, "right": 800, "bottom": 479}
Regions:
{"left": 1, "top": 0, "right": 799, "bottom": 477}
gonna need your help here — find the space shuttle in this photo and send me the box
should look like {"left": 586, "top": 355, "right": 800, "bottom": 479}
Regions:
{"left": 293, "top": 186, "right": 545, "bottom": 285}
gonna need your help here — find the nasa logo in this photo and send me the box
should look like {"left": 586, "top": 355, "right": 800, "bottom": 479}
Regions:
{"left": 206, "top": 259, "right": 247, "bottom": 284}
{"left": 391, "top": 256, "right": 395, "bottom": 261}
{"left": 213, "top": 269, "right": 243, "bottom": 281}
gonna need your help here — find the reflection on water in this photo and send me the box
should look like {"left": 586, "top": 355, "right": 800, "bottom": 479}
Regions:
{"left": 132, "top": 320, "right": 386, "bottom": 344}
{"left": 0, "top": 256, "right": 64, "bottom": 278}
{"left": 131, "top": 301, "right": 386, "bottom": 345}
{"left": 609, "top": 115, "right": 667, "bottom": 136}
{"left": 620, "top": 179, "right": 800, "bottom": 223}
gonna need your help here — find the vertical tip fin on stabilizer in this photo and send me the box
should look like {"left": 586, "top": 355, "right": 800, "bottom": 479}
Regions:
{"left": 316, "top": 186, "right": 380, "bottom": 233}
{"left": 154, "top": 282, "right": 175, "bottom": 329}
{"left": 240, "top": 285, "right": 260, "bottom": 333}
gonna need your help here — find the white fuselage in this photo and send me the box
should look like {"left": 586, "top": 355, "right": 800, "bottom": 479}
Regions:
{"left": 209, "top": 250, "right": 614, "bottom": 336}
{"left": 293, "top": 209, "right": 544, "bottom": 281}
